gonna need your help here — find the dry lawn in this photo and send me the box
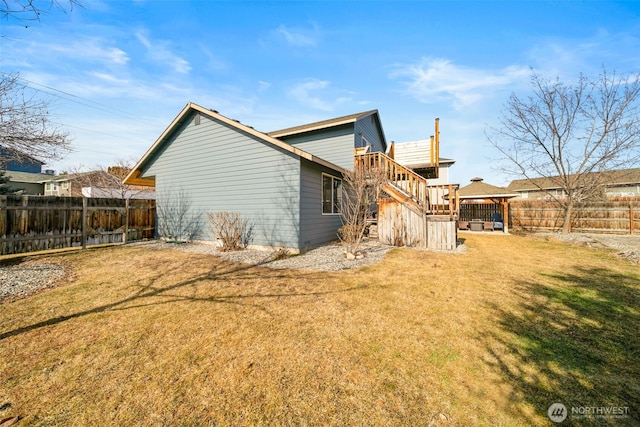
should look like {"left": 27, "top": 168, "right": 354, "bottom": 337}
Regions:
{"left": 1, "top": 234, "right": 638, "bottom": 426}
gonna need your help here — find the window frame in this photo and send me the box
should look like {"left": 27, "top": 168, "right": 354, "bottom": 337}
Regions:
{"left": 321, "top": 172, "right": 342, "bottom": 215}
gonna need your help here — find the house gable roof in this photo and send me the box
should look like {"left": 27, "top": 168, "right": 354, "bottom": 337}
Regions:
{"left": 507, "top": 168, "right": 640, "bottom": 192}
{"left": 124, "top": 103, "right": 346, "bottom": 186}
{"left": 267, "top": 110, "right": 386, "bottom": 151}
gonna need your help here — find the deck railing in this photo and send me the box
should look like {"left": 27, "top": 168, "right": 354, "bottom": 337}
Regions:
{"left": 354, "top": 151, "right": 459, "bottom": 217}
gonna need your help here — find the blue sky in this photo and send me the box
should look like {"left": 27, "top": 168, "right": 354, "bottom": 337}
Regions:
{"left": 1, "top": 0, "right": 639, "bottom": 185}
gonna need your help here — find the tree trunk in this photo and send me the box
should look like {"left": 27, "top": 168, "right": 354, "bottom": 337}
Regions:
{"left": 562, "top": 202, "right": 573, "bottom": 234}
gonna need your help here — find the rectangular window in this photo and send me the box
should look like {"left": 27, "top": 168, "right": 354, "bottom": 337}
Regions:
{"left": 322, "top": 173, "right": 342, "bottom": 214}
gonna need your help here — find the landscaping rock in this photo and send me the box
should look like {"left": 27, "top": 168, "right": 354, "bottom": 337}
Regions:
{"left": 0, "top": 262, "right": 66, "bottom": 301}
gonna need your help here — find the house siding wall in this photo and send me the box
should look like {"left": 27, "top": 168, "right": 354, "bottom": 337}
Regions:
{"left": 5, "top": 181, "right": 44, "bottom": 195}
{"left": 426, "top": 163, "right": 451, "bottom": 186}
{"left": 354, "top": 115, "right": 386, "bottom": 154}
{"left": 0, "top": 148, "right": 43, "bottom": 173}
{"left": 143, "top": 112, "right": 302, "bottom": 249}
{"left": 299, "top": 159, "right": 344, "bottom": 250}
{"left": 278, "top": 124, "right": 356, "bottom": 170}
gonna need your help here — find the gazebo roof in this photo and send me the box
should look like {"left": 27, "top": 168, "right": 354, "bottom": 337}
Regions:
{"left": 458, "top": 177, "right": 519, "bottom": 200}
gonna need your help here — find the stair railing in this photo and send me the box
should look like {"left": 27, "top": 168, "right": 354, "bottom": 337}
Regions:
{"left": 355, "top": 152, "right": 459, "bottom": 217}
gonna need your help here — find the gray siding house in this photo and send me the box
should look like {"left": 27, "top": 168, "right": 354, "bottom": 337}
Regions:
{"left": 125, "top": 103, "right": 387, "bottom": 252}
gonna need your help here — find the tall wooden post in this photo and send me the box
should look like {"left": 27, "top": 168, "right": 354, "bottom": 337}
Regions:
{"left": 81, "top": 197, "right": 87, "bottom": 250}
{"left": 631, "top": 203, "right": 635, "bottom": 235}
{"left": 124, "top": 198, "right": 130, "bottom": 244}
{"left": 502, "top": 199, "right": 510, "bottom": 233}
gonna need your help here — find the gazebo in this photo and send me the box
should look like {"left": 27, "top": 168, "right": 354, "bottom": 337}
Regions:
{"left": 458, "top": 177, "right": 518, "bottom": 232}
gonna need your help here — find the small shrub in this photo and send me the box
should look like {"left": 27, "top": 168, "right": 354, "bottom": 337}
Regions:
{"left": 272, "top": 247, "right": 292, "bottom": 260}
{"left": 208, "top": 211, "right": 254, "bottom": 251}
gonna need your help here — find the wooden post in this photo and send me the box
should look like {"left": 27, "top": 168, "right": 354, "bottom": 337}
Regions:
{"left": 82, "top": 197, "right": 87, "bottom": 250}
{"left": 502, "top": 199, "right": 509, "bottom": 233}
{"left": 448, "top": 184, "right": 453, "bottom": 219}
{"left": 20, "top": 196, "right": 29, "bottom": 236}
{"left": 124, "top": 198, "right": 130, "bottom": 243}
{"left": 631, "top": 203, "right": 635, "bottom": 235}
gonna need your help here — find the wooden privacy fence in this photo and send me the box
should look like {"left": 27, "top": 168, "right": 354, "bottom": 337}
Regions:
{"left": 0, "top": 196, "right": 155, "bottom": 256}
{"left": 460, "top": 202, "right": 504, "bottom": 222}
{"left": 509, "top": 198, "right": 640, "bottom": 234}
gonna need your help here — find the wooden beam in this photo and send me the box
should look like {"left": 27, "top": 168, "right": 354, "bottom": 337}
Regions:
{"left": 502, "top": 199, "right": 510, "bottom": 233}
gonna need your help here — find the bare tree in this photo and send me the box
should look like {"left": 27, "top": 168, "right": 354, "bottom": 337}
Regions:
{"left": 0, "top": 73, "right": 71, "bottom": 165}
{"left": 488, "top": 68, "right": 640, "bottom": 233}
{"left": 339, "top": 163, "right": 387, "bottom": 258}
{"left": 61, "top": 159, "right": 155, "bottom": 199}
{"left": 1, "top": 0, "right": 80, "bottom": 21}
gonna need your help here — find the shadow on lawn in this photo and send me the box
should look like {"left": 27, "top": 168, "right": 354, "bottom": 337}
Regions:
{"left": 0, "top": 258, "right": 366, "bottom": 341}
{"left": 482, "top": 266, "right": 640, "bottom": 426}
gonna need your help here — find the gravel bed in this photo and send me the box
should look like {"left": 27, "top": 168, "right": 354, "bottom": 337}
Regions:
{"left": 0, "top": 262, "right": 67, "bottom": 301}
{"left": 138, "top": 239, "right": 395, "bottom": 271}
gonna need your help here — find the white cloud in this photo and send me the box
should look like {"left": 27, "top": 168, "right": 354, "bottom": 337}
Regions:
{"left": 273, "top": 24, "right": 319, "bottom": 47}
{"left": 13, "top": 36, "right": 130, "bottom": 66}
{"left": 390, "top": 58, "right": 529, "bottom": 109}
{"left": 135, "top": 31, "right": 192, "bottom": 74}
{"left": 288, "top": 78, "right": 352, "bottom": 111}
{"left": 258, "top": 81, "right": 271, "bottom": 92}
{"left": 89, "top": 71, "right": 129, "bottom": 85}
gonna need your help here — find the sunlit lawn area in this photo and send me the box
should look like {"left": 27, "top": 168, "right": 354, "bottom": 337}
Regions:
{"left": 1, "top": 233, "right": 638, "bottom": 426}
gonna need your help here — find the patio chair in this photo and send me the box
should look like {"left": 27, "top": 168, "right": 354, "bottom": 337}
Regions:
{"left": 491, "top": 213, "right": 505, "bottom": 231}
{"left": 458, "top": 220, "right": 470, "bottom": 231}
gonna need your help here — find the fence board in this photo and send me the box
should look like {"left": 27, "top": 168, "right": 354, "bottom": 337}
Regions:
{"left": 460, "top": 202, "right": 503, "bottom": 222}
{"left": 509, "top": 199, "right": 640, "bottom": 234}
{"left": 0, "top": 196, "right": 155, "bottom": 256}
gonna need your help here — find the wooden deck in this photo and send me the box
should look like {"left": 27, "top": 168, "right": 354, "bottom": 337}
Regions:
{"left": 354, "top": 151, "right": 459, "bottom": 217}
{"left": 355, "top": 152, "right": 459, "bottom": 250}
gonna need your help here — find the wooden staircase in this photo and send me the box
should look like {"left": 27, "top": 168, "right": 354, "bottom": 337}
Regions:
{"left": 354, "top": 151, "right": 459, "bottom": 218}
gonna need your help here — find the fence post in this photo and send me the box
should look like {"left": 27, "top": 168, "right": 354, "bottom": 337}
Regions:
{"left": 124, "top": 198, "right": 130, "bottom": 243}
{"left": 631, "top": 203, "right": 635, "bottom": 235}
{"left": 82, "top": 197, "right": 87, "bottom": 250}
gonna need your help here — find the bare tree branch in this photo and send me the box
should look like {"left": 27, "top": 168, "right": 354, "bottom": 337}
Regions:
{"left": 488, "top": 67, "right": 640, "bottom": 233}
{"left": 1, "top": 0, "right": 80, "bottom": 22}
{"left": 0, "top": 72, "right": 71, "bottom": 166}
{"left": 63, "top": 159, "right": 155, "bottom": 200}
{"left": 340, "top": 163, "right": 387, "bottom": 257}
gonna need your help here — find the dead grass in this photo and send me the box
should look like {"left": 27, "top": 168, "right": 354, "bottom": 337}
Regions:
{"left": 1, "top": 234, "right": 638, "bottom": 426}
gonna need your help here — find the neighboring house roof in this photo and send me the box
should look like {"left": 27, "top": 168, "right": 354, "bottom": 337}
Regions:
{"left": 3, "top": 170, "right": 51, "bottom": 183}
{"left": 268, "top": 109, "right": 382, "bottom": 139}
{"left": 459, "top": 177, "right": 518, "bottom": 199}
{"left": 124, "top": 102, "right": 346, "bottom": 187}
{"left": 507, "top": 168, "right": 640, "bottom": 192}
{"left": 82, "top": 187, "right": 156, "bottom": 199}
{"left": 438, "top": 158, "right": 455, "bottom": 165}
